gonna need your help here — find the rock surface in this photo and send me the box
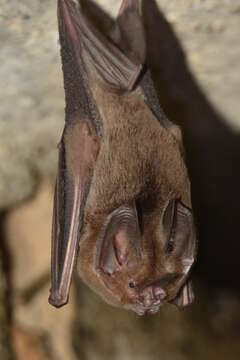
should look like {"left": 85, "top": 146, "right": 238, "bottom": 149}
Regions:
{"left": 0, "top": 0, "right": 240, "bottom": 209}
{"left": 1, "top": 1, "right": 240, "bottom": 360}
{"left": 5, "top": 182, "right": 77, "bottom": 360}
{"left": 0, "top": 0, "right": 63, "bottom": 210}
{"left": 101, "top": 0, "right": 240, "bottom": 130}
{"left": 4, "top": 182, "right": 240, "bottom": 360}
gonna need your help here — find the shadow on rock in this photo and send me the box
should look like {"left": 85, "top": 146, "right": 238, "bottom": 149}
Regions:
{"left": 142, "top": 0, "right": 240, "bottom": 293}
{"left": 80, "top": 0, "right": 240, "bottom": 293}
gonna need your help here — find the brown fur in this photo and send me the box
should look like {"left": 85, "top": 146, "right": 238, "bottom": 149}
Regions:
{"left": 51, "top": 0, "right": 196, "bottom": 313}
{"left": 78, "top": 80, "right": 192, "bottom": 308}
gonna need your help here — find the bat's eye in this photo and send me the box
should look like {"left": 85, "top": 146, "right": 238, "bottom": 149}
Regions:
{"left": 128, "top": 281, "right": 136, "bottom": 289}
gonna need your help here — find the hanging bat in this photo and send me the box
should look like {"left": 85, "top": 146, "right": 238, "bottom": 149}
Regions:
{"left": 49, "top": 0, "right": 197, "bottom": 315}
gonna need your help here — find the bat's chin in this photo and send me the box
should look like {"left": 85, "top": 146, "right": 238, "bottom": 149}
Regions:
{"left": 127, "top": 301, "right": 163, "bottom": 316}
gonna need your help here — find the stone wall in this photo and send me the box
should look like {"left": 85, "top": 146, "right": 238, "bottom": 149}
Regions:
{"left": 0, "top": 0, "right": 239, "bottom": 209}
{"left": 0, "top": 1, "right": 240, "bottom": 359}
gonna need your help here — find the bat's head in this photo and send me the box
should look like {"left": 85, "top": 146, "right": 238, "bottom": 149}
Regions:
{"left": 88, "top": 196, "right": 196, "bottom": 315}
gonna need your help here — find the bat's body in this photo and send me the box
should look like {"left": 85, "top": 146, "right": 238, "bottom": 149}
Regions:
{"left": 49, "top": 0, "right": 197, "bottom": 315}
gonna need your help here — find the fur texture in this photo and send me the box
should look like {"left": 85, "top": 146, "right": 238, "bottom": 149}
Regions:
{"left": 49, "top": 0, "right": 197, "bottom": 315}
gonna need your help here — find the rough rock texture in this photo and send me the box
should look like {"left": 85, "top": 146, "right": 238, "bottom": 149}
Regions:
{"left": 4, "top": 182, "right": 240, "bottom": 360}
{"left": 102, "top": 0, "right": 240, "bottom": 131}
{"left": 0, "top": 0, "right": 63, "bottom": 210}
{"left": 0, "top": 0, "right": 239, "bottom": 210}
{"left": 12, "top": 326, "right": 50, "bottom": 360}
{"left": 5, "top": 182, "right": 77, "bottom": 360}
{"left": 72, "top": 280, "right": 240, "bottom": 360}
{"left": 1, "top": 1, "right": 240, "bottom": 360}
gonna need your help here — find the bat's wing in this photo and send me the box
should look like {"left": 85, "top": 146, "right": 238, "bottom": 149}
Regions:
{"left": 111, "top": 0, "right": 173, "bottom": 129}
{"left": 49, "top": 122, "right": 99, "bottom": 307}
{"left": 49, "top": 0, "right": 148, "bottom": 308}
{"left": 110, "top": 0, "right": 146, "bottom": 65}
{"left": 59, "top": 0, "right": 144, "bottom": 92}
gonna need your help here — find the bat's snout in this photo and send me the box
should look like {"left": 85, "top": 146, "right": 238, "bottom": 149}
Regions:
{"left": 130, "top": 284, "right": 167, "bottom": 315}
{"left": 140, "top": 284, "right": 166, "bottom": 303}
{"left": 139, "top": 284, "right": 167, "bottom": 304}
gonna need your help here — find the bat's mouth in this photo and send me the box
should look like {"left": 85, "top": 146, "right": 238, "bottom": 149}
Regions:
{"left": 127, "top": 283, "right": 167, "bottom": 315}
{"left": 129, "top": 300, "right": 163, "bottom": 316}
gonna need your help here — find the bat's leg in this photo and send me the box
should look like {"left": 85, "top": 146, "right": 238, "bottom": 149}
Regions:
{"left": 49, "top": 121, "right": 100, "bottom": 308}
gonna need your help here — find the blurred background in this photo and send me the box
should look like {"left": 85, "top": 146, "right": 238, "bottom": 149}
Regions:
{"left": 0, "top": 0, "right": 240, "bottom": 359}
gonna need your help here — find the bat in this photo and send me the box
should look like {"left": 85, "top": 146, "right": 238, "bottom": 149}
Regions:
{"left": 49, "top": 0, "right": 197, "bottom": 315}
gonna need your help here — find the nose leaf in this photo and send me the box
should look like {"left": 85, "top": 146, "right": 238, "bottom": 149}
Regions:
{"left": 140, "top": 285, "right": 167, "bottom": 308}
{"left": 153, "top": 286, "right": 167, "bottom": 300}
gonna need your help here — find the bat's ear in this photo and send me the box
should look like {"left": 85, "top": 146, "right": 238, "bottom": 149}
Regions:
{"left": 171, "top": 280, "right": 195, "bottom": 309}
{"left": 49, "top": 121, "right": 100, "bottom": 308}
{"left": 58, "top": 0, "right": 143, "bottom": 91}
{"left": 162, "top": 200, "right": 196, "bottom": 308}
{"left": 110, "top": 0, "right": 146, "bottom": 65}
{"left": 163, "top": 200, "right": 196, "bottom": 273}
{"left": 95, "top": 203, "right": 142, "bottom": 275}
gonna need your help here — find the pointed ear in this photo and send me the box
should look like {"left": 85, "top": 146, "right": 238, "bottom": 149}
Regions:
{"left": 172, "top": 280, "right": 195, "bottom": 309}
{"left": 58, "top": 0, "right": 143, "bottom": 91}
{"left": 95, "top": 203, "right": 142, "bottom": 275}
{"left": 49, "top": 121, "right": 100, "bottom": 307}
{"left": 173, "top": 202, "right": 196, "bottom": 274}
{"left": 163, "top": 200, "right": 196, "bottom": 274}
{"left": 110, "top": 0, "right": 146, "bottom": 65}
{"left": 163, "top": 201, "right": 196, "bottom": 310}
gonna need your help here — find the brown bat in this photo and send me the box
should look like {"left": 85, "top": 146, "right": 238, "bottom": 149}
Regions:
{"left": 49, "top": 0, "right": 197, "bottom": 315}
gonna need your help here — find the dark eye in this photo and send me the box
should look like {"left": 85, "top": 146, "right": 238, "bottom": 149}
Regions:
{"left": 129, "top": 281, "right": 136, "bottom": 289}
